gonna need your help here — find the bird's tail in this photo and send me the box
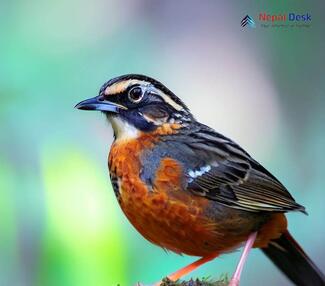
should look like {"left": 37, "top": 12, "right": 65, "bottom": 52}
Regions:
{"left": 262, "top": 230, "right": 325, "bottom": 286}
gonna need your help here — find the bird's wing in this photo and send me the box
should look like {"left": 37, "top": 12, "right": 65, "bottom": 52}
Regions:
{"left": 173, "top": 125, "right": 306, "bottom": 213}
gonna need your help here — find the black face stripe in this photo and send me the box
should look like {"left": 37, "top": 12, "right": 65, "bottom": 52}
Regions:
{"left": 99, "top": 74, "right": 190, "bottom": 113}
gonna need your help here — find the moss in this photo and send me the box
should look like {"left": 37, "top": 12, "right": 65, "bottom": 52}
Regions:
{"left": 159, "top": 276, "right": 229, "bottom": 286}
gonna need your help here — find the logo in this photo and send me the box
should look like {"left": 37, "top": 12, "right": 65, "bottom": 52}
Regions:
{"left": 241, "top": 13, "right": 312, "bottom": 29}
{"left": 259, "top": 12, "right": 311, "bottom": 22}
{"left": 241, "top": 15, "right": 256, "bottom": 28}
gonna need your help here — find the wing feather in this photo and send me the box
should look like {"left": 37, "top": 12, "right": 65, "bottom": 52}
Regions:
{"left": 173, "top": 124, "right": 306, "bottom": 213}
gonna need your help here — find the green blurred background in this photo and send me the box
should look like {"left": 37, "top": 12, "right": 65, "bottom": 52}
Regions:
{"left": 1, "top": 1, "right": 324, "bottom": 285}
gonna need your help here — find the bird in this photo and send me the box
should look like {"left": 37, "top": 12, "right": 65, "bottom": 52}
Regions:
{"left": 75, "top": 74, "right": 325, "bottom": 286}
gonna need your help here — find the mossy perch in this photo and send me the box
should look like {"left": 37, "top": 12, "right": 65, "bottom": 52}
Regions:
{"left": 159, "top": 277, "right": 228, "bottom": 286}
{"left": 137, "top": 276, "right": 229, "bottom": 286}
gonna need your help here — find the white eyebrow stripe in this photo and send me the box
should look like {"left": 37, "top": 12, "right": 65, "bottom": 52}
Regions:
{"left": 104, "top": 79, "right": 150, "bottom": 95}
{"left": 155, "top": 89, "right": 184, "bottom": 111}
{"left": 105, "top": 78, "right": 184, "bottom": 111}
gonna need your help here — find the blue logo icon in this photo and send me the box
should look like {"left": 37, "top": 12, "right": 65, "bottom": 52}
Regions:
{"left": 241, "top": 15, "right": 256, "bottom": 28}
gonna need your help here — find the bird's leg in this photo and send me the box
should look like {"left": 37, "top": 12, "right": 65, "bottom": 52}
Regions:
{"left": 154, "top": 252, "right": 219, "bottom": 286}
{"left": 229, "top": 231, "right": 257, "bottom": 286}
{"left": 168, "top": 252, "right": 219, "bottom": 281}
{"left": 154, "top": 232, "right": 257, "bottom": 286}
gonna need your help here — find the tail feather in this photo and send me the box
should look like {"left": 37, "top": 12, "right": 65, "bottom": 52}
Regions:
{"left": 262, "top": 230, "right": 325, "bottom": 286}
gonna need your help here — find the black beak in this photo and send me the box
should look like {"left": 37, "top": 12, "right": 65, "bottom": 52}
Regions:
{"left": 75, "top": 96, "right": 127, "bottom": 113}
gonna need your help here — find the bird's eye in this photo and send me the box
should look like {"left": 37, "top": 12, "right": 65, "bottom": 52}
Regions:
{"left": 128, "top": 86, "right": 144, "bottom": 103}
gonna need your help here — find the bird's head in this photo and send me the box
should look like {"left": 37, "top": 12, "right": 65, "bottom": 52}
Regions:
{"left": 75, "top": 74, "right": 193, "bottom": 139}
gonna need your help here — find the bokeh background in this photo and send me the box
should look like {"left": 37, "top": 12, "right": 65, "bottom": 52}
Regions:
{"left": 1, "top": 0, "right": 325, "bottom": 285}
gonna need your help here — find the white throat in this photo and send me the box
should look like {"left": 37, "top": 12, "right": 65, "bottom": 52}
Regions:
{"left": 108, "top": 116, "right": 139, "bottom": 141}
